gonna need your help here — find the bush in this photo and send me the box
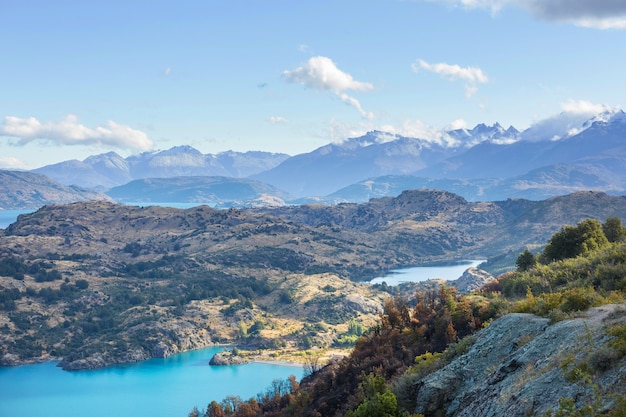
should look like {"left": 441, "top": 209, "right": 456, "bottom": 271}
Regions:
{"left": 560, "top": 287, "right": 601, "bottom": 313}
{"left": 75, "top": 279, "right": 89, "bottom": 290}
{"left": 542, "top": 219, "right": 608, "bottom": 263}
{"left": 588, "top": 345, "right": 619, "bottom": 372}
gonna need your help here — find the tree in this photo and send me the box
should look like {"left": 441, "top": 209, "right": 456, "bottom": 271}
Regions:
{"left": 542, "top": 219, "right": 608, "bottom": 262}
{"left": 516, "top": 249, "right": 537, "bottom": 272}
{"left": 602, "top": 216, "right": 626, "bottom": 243}
{"left": 75, "top": 279, "right": 89, "bottom": 290}
{"left": 347, "top": 373, "right": 403, "bottom": 417}
{"left": 205, "top": 401, "right": 225, "bottom": 417}
{"left": 303, "top": 354, "right": 322, "bottom": 377}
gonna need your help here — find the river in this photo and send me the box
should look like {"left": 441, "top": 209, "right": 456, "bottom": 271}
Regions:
{"left": 0, "top": 347, "right": 303, "bottom": 417}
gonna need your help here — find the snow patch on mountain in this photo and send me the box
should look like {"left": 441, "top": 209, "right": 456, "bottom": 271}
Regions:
{"left": 522, "top": 105, "right": 622, "bottom": 142}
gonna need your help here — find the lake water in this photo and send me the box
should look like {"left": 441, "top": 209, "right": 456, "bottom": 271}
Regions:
{"left": 369, "top": 259, "right": 486, "bottom": 286}
{"left": 0, "top": 347, "right": 303, "bottom": 417}
{"left": 0, "top": 209, "right": 34, "bottom": 229}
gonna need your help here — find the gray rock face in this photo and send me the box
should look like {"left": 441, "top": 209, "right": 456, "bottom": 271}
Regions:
{"left": 58, "top": 349, "right": 150, "bottom": 370}
{"left": 414, "top": 305, "right": 626, "bottom": 416}
{"left": 449, "top": 267, "right": 495, "bottom": 293}
{"left": 152, "top": 341, "right": 176, "bottom": 359}
{"left": 344, "top": 294, "right": 383, "bottom": 314}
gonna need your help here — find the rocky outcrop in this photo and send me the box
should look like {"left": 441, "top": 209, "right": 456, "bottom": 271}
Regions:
{"left": 152, "top": 341, "right": 177, "bottom": 359}
{"left": 413, "top": 305, "right": 626, "bottom": 416}
{"left": 209, "top": 351, "right": 249, "bottom": 366}
{"left": 343, "top": 294, "right": 383, "bottom": 314}
{"left": 58, "top": 349, "right": 149, "bottom": 370}
{"left": 448, "top": 267, "right": 495, "bottom": 293}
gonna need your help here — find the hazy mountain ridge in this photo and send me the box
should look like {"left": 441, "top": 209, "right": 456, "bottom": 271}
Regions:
{"left": 11, "top": 108, "right": 626, "bottom": 208}
{"left": 0, "top": 170, "right": 113, "bottom": 210}
{"left": 106, "top": 176, "right": 292, "bottom": 207}
{"left": 256, "top": 109, "right": 626, "bottom": 200}
{"left": 33, "top": 148, "right": 290, "bottom": 188}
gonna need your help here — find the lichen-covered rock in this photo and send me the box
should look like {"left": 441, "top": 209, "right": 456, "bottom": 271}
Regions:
{"left": 414, "top": 305, "right": 626, "bottom": 417}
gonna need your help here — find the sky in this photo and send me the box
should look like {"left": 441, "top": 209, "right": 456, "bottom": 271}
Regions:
{"left": 1, "top": 0, "right": 625, "bottom": 169}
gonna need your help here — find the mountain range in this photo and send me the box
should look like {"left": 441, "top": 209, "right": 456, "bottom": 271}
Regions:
{"left": 1, "top": 108, "right": 625, "bottom": 209}
{"left": 0, "top": 170, "right": 112, "bottom": 210}
{"left": 32, "top": 147, "right": 290, "bottom": 189}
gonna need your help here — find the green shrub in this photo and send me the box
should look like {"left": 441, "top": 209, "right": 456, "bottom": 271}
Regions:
{"left": 607, "top": 322, "right": 626, "bottom": 357}
{"left": 560, "top": 287, "right": 602, "bottom": 313}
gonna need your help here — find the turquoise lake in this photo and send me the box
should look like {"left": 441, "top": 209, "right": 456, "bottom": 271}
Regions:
{"left": 369, "top": 259, "right": 486, "bottom": 286}
{"left": 0, "top": 347, "right": 303, "bottom": 417}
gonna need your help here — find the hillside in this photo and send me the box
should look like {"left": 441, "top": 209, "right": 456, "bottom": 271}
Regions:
{"left": 1, "top": 191, "right": 626, "bottom": 373}
{"left": 197, "top": 219, "right": 626, "bottom": 417}
{"left": 0, "top": 170, "right": 113, "bottom": 210}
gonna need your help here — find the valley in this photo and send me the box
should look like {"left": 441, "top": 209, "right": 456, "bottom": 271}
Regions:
{"left": 1, "top": 190, "right": 626, "bottom": 371}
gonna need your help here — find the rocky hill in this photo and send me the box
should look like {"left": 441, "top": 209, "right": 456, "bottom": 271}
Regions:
{"left": 414, "top": 306, "right": 626, "bottom": 416}
{"left": 194, "top": 218, "right": 626, "bottom": 417}
{"left": 1, "top": 190, "right": 626, "bottom": 372}
{"left": 0, "top": 170, "right": 112, "bottom": 210}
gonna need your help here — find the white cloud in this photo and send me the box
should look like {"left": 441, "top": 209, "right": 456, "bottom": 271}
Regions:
{"left": 413, "top": 59, "right": 489, "bottom": 98}
{"left": 283, "top": 56, "right": 373, "bottom": 93}
{"left": 560, "top": 99, "right": 615, "bottom": 115}
{"left": 339, "top": 93, "right": 374, "bottom": 120}
{"left": 420, "top": 0, "right": 626, "bottom": 29}
{"left": 0, "top": 114, "right": 154, "bottom": 151}
{"left": 267, "top": 116, "right": 290, "bottom": 124}
{"left": 379, "top": 119, "right": 461, "bottom": 147}
{"left": 0, "top": 156, "right": 29, "bottom": 169}
{"left": 446, "top": 118, "right": 468, "bottom": 130}
{"left": 521, "top": 100, "right": 618, "bottom": 142}
{"left": 283, "top": 56, "right": 374, "bottom": 119}
{"left": 164, "top": 66, "right": 172, "bottom": 76}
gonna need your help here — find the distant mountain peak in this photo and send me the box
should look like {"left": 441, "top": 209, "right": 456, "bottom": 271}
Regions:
{"left": 157, "top": 145, "right": 203, "bottom": 156}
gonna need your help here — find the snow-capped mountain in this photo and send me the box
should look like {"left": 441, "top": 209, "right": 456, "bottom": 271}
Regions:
{"left": 253, "top": 109, "right": 626, "bottom": 199}
{"left": 251, "top": 131, "right": 463, "bottom": 197}
{"left": 447, "top": 122, "right": 519, "bottom": 145}
{"left": 27, "top": 108, "right": 626, "bottom": 203}
{"left": 33, "top": 147, "right": 290, "bottom": 189}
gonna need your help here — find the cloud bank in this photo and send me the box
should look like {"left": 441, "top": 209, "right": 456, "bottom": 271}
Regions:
{"left": 0, "top": 115, "right": 154, "bottom": 151}
{"left": 0, "top": 156, "right": 28, "bottom": 169}
{"left": 412, "top": 59, "right": 489, "bottom": 98}
{"left": 521, "top": 99, "right": 618, "bottom": 142}
{"left": 422, "top": 0, "right": 626, "bottom": 29}
{"left": 283, "top": 56, "right": 374, "bottom": 119}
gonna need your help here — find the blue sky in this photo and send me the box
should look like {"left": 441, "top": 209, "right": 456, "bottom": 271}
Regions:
{"left": 1, "top": 0, "right": 625, "bottom": 169}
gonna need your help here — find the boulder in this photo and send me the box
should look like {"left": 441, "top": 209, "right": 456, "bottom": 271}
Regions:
{"left": 209, "top": 350, "right": 249, "bottom": 366}
{"left": 449, "top": 267, "right": 495, "bottom": 293}
{"left": 413, "top": 305, "right": 626, "bottom": 416}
